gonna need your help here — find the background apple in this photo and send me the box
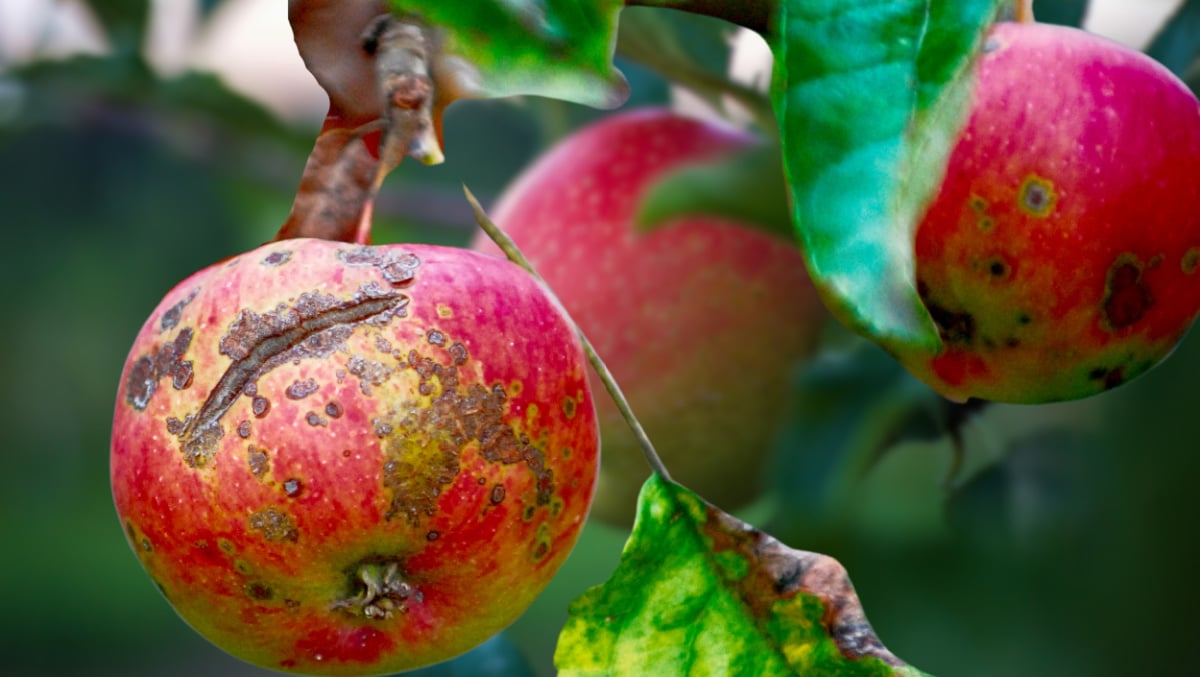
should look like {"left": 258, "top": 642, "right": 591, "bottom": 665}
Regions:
{"left": 473, "top": 109, "right": 826, "bottom": 524}
{"left": 111, "top": 239, "right": 599, "bottom": 675}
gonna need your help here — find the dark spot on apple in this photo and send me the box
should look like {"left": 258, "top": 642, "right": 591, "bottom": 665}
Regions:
{"left": 286, "top": 378, "right": 319, "bottom": 400}
{"left": 1019, "top": 176, "right": 1056, "bottom": 217}
{"left": 341, "top": 449, "right": 352, "bottom": 458}
{"left": 523, "top": 505, "right": 536, "bottom": 521}
{"left": 235, "top": 559, "right": 253, "bottom": 575}
{"left": 925, "top": 301, "right": 976, "bottom": 345}
{"left": 172, "top": 361, "right": 194, "bottom": 390}
{"left": 237, "top": 420, "right": 251, "bottom": 438}
{"left": 427, "top": 329, "right": 446, "bottom": 346}
{"left": 491, "top": 484, "right": 506, "bottom": 504}
{"left": 247, "top": 582, "right": 274, "bottom": 600}
{"left": 426, "top": 530, "right": 439, "bottom": 541}
{"left": 562, "top": 396, "right": 577, "bottom": 419}
{"left": 252, "top": 396, "right": 271, "bottom": 418}
{"left": 325, "top": 401, "right": 343, "bottom": 418}
{"left": 1017, "top": 312, "right": 1032, "bottom": 325}
{"left": 449, "top": 342, "right": 468, "bottom": 365}
{"left": 985, "top": 257, "right": 1010, "bottom": 280}
{"left": 218, "top": 538, "right": 235, "bottom": 554}
{"left": 1103, "top": 258, "right": 1152, "bottom": 330}
{"left": 1089, "top": 366, "right": 1125, "bottom": 390}
{"left": 533, "top": 541, "right": 549, "bottom": 560}
{"left": 306, "top": 412, "right": 326, "bottom": 427}
{"left": 284, "top": 478, "right": 303, "bottom": 497}
{"left": 477, "top": 476, "right": 486, "bottom": 485}
{"left": 347, "top": 355, "right": 393, "bottom": 395}
{"left": 249, "top": 507, "right": 298, "bottom": 542}
{"left": 263, "top": 250, "right": 292, "bottom": 266}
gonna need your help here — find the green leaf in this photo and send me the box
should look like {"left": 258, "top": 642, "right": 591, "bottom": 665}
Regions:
{"left": 556, "top": 474, "right": 930, "bottom": 676}
{"left": 1031, "top": 0, "right": 1089, "bottom": 27}
{"left": 85, "top": 0, "right": 150, "bottom": 53}
{"left": 388, "top": 0, "right": 629, "bottom": 109}
{"left": 1147, "top": 0, "right": 1200, "bottom": 78}
{"left": 767, "top": 1, "right": 1004, "bottom": 354}
{"left": 634, "top": 144, "right": 794, "bottom": 240}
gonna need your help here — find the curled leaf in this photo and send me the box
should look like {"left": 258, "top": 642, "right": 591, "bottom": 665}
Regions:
{"left": 767, "top": 0, "right": 1005, "bottom": 355}
{"left": 557, "top": 475, "right": 930, "bottom": 676}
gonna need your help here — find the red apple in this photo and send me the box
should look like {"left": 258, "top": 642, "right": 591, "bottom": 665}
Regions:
{"left": 902, "top": 21, "right": 1200, "bottom": 403}
{"left": 111, "top": 239, "right": 599, "bottom": 675}
{"left": 473, "top": 109, "right": 826, "bottom": 523}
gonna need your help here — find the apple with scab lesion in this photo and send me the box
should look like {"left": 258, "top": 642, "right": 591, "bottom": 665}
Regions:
{"left": 110, "top": 238, "right": 599, "bottom": 675}
{"left": 897, "top": 21, "right": 1200, "bottom": 403}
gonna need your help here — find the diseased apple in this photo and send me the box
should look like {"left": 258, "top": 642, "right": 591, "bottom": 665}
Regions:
{"left": 903, "top": 21, "right": 1200, "bottom": 403}
{"left": 111, "top": 239, "right": 599, "bottom": 675}
{"left": 473, "top": 109, "right": 826, "bottom": 524}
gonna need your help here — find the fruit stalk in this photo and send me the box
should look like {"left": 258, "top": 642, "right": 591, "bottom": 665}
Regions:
{"left": 464, "top": 186, "right": 674, "bottom": 483}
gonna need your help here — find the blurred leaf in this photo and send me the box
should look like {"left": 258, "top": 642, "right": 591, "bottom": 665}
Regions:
{"left": 556, "top": 475, "right": 929, "bottom": 676}
{"left": 1147, "top": 0, "right": 1200, "bottom": 78}
{"left": 86, "top": 0, "right": 150, "bottom": 53}
{"left": 767, "top": 0, "right": 1004, "bottom": 355}
{"left": 388, "top": 0, "right": 629, "bottom": 109}
{"left": 1031, "top": 0, "right": 1089, "bottom": 27}
{"left": 634, "top": 143, "right": 792, "bottom": 239}
{"left": 616, "top": 7, "right": 774, "bottom": 130}
{"left": 198, "top": 0, "right": 226, "bottom": 21}
{"left": 768, "top": 343, "right": 947, "bottom": 528}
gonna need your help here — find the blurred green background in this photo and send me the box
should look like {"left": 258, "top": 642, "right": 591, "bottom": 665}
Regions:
{"left": 1, "top": 1, "right": 1198, "bottom": 676}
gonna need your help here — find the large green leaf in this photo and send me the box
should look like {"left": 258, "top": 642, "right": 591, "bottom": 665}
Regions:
{"left": 767, "top": 1, "right": 1004, "bottom": 355}
{"left": 387, "top": 0, "right": 629, "bottom": 108}
{"left": 556, "top": 474, "right": 929, "bottom": 676}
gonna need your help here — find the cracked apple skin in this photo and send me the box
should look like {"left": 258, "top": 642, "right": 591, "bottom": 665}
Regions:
{"left": 110, "top": 239, "right": 598, "bottom": 676}
{"left": 904, "top": 21, "right": 1200, "bottom": 403}
{"left": 473, "top": 109, "right": 825, "bottom": 524}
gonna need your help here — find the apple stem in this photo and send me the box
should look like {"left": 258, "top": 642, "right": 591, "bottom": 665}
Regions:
{"left": 463, "top": 186, "right": 675, "bottom": 483}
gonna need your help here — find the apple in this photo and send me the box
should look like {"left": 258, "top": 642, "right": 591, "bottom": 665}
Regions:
{"left": 111, "top": 239, "right": 599, "bottom": 675}
{"left": 473, "top": 109, "right": 826, "bottom": 523}
{"left": 902, "top": 21, "right": 1200, "bottom": 403}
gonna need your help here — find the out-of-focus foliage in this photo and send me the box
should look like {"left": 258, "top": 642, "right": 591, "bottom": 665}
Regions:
{"left": 2, "top": 1, "right": 1200, "bottom": 676}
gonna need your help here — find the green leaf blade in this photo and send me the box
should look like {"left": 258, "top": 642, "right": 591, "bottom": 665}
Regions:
{"left": 769, "top": 0, "right": 1005, "bottom": 355}
{"left": 557, "top": 475, "right": 931, "bottom": 676}
{"left": 387, "top": 0, "right": 629, "bottom": 109}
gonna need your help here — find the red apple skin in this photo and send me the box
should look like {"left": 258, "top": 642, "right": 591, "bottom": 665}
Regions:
{"left": 473, "top": 109, "right": 826, "bottom": 523}
{"left": 111, "top": 239, "right": 598, "bottom": 675}
{"left": 905, "top": 21, "right": 1200, "bottom": 403}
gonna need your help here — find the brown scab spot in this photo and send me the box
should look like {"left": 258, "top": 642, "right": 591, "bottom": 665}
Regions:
{"left": 532, "top": 541, "right": 549, "bottom": 561}
{"left": 426, "top": 531, "right": 439, "bottom": 541}
{"left": 126, "top": 356, "right": 156, "bottom": 410}
{"left": 325, "top": 401, "right": 343, "bottom": 418}
{"left": 562, "top": 396, "right": 577, "bottom": 420}
{"left": 160, "top": 289, "right": 198, "bottom": 331}
{"left": 347, "top": 355, "right": 393, "bottom": 395}
{"left": 248, "top": 507, "right": 298, "bottom": 542}
{"left": 218, "top": 538, "right": 236, "bottom": 554}
{"left": 247, "top": 582, "right": 274, "bottom": 600}
{"left": 380, "top": 349, "right": 555, "bottom": 525}
{"left": 285, "top": 378, "right": 319, "bottom": 400}
{"left": 925, "top": 301, "right": 976, "bottom": 346}
{"left": 306, "top": 412, "right": 326, "bottom": 427}
{"left": 983, "top": 257, "right": 1011, "bottom": 281}
{"left": 427, "top": 330, "right": 446, "bottom": 346}
{"left": 490, "top": 484, "right": 506, "bottom": 505}
{"left": 166, "top": 417, "right": 185, "bottom": 435}
{"left": 1018, "top": 175, "right": 1056, "bottom": 217}
{"left": 1182, "top": 248, "right": 1200, "bottom": 275}
{"left": 1103, "top": 257, "right": 1152, "bottom": 330}
{"left": 448, "top": 343, "right": 468, "bottom": 366}
{"left": 237, "top": 420, "right": 252, "bottom": 438}
{"left": 252, "top": 396, "right": 271, "bottom": 418}
{"left": 174, "top": 288, "right": 408, "bottom": 468}
{"left": 262, "top": 250, "right": 292, "bottom": 267}
{"left": 1089, "top": 366, "right": 1125, "bottom": 390}
{"left": 247, "top": 445, "right": 269, "bottom": 478}
{"left": 283, "top": 478, "right": 304, "bottom": 498}
{"left": 172, "top": 361, "right": 194, "bottom": 390}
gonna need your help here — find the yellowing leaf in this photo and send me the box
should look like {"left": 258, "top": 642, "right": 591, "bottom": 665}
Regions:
{"left": 557, "top": 475, "right": 931, "bottom": 676}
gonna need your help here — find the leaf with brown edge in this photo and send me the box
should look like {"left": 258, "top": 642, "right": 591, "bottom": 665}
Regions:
{"left": 556, "top": 474, "right": 930, "bottom": 676}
